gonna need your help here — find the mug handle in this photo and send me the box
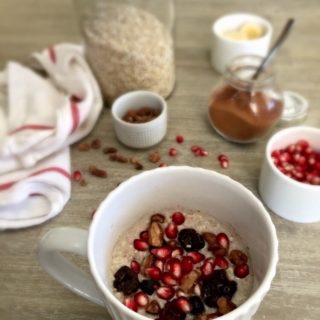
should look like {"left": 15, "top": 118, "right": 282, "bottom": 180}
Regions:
{"left": 38, "top": 227, "right": 106, "bottom": 307}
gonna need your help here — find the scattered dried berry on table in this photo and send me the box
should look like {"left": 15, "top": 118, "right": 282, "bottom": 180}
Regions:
{"left": 91, "top": 138, "right": 101, "bottom": 149}
{"left": 88, "top": 165, "right": 107, "bottom": 178}
{"left": 103, "top": 146, "right": 118, "bottom": 154}
{"left": 149, "top": 151, "right": 161, "bottom": 163}
{"left": 77, "top": 142, "right": 91, "bottom": 151}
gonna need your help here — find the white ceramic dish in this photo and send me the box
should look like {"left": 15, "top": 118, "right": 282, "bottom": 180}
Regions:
{"left": 39, "top": 166, "right": 278, "bottom": 320}
{"left": 211, "top": 13, "right": 273, "bottom": 74}
{"left": 259, "top": 126, "right": 320, "bottom": 223}
{"left": 111, "top": 90, "right": 167, "bottom": 149}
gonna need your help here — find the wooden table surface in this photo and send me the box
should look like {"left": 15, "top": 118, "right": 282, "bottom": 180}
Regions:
{"left": 0, "top": 1, "right": 319, "bottom": 319}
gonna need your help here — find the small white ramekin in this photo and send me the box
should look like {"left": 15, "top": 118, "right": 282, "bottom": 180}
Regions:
{"left": 211, "top": 13, "right": 273, "bottom": 74}
{"left": 111, "top": 90, "right": 167, "bottom": 149}
{"left": 259, "top": 126, "right": 320, "bottom": 223}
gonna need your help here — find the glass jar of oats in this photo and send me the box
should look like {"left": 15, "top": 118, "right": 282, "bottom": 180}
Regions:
{"left": 75, "top": 0, "right": 175, "bottom": 104}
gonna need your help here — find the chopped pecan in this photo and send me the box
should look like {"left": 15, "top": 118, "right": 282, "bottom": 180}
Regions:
{"left": 146, "top": 300, "right": 160, "bottom": 314}
{"left": 116, "top": 154, "right": 128, "bottom": 163}
{"left": 150, "top": 213, "right": 165, "bottom": 223}
{"left": 229, "top": 249, "right": 248, "bottom": 266}
{"left": 148, "top": 221, "right": 164, "bottom": 247}
{"left": 180, "top": 269, "right": 201, "bottom": 293}
{"left": 202, "top": 232, "right": 217, "bottom": 248}
{"left": 78, "top": 142, "right": 91, "bottom": 151}
{"left": 217, "top": 297, "right": 237, "bottom": 315}
{"left": 141, "top": 254, "right": 155, "bottom": 274}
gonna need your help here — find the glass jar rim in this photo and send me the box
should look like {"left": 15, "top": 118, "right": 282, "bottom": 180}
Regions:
{"left": 224, "top": 55, "right": 274, "bottom": 90}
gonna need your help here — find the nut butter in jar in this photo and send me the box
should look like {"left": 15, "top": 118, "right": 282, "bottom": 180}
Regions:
{"left": 208, "top": 55, "right": 283, "bottom": 143}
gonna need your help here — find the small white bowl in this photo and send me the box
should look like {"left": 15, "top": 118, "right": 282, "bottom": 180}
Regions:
{"left": 259, "top": 126, "right": 320, "bottom": 223}
{"left": 111, "top": 90, "right": 167, "bottom": 149}
{"left": 211, "top": 13, "right": 273, "bottom": 74}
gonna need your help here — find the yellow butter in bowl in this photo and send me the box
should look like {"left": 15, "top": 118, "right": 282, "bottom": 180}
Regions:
{"left": 224, "top": 22, "right": 264, "bottom": 41}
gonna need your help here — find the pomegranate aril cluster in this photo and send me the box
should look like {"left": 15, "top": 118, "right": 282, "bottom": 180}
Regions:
{"left": 113, "top": 212, "right": 250, "bottom": 319}
{"left": 272, "top": 139, "right": 320, "bottom": 185}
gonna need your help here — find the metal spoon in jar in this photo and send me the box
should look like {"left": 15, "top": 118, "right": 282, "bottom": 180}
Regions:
{"left": 251, "top": 18, "right": 295, "bottom": 80}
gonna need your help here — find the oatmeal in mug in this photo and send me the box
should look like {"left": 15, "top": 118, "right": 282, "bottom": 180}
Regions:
{"left": 111, "top": 210, "right": 253, "bottom": 319}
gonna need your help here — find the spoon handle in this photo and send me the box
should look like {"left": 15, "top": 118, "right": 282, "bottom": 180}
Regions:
{"left": 252, "top": 18, "right": 295, "bottom": 80}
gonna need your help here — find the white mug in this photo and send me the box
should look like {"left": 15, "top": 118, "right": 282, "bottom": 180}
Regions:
{"left": 39, "top": 166, "right": 278, "bottom": 320}
{"left": 211, "top": 13, "right": 273, "bottom": 74}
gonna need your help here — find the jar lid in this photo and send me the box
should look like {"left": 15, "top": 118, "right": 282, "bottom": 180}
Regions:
{"left": 281, "top": 91, "right": 309, "bottom": 122}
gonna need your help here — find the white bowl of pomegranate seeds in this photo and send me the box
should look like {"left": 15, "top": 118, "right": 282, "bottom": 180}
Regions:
{"left": 259, "top": 126, "right": 320, "bottom": 223}
{"left": 88, "top": 166, "right": 278, "bottom": 320}
{"left": 111, "top": 90, "right": 167, "bottom": 148}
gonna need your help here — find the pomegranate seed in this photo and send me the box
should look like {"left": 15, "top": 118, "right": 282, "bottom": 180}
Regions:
{"left": 195, "top": 148, "right": 203, "bottom": 157}
{"left": 279, "top": 152, "right": 291, "bottom": 163}
{"left": 153, "top": 259, "right": 165, "bottom": 272}
{"left": 156, "top": 286, "right": 175, "bottom": 300}
{"left": 220, "top": 159, "right": 229, "bottom": 169}
{"left": 72, "top": 170, "right": 82, "bottom": 182}
{"left": 139, "top": 230, "right": 149, "bottom": 241}
{"left": 191, "top": 145, "right": 200, "bottom": 152}
{"left": 214, "top": 256, "right": 229, "bottom": 269}
{"left": 134, "top": 292, "right": 149, "bottom": 307}
{"left": 187, "top": 251, "right": 205, "bottom": 264}
{"left": 234, "top": 264, "right": 250, "bottom": 278}
{"left": 171, "top": 212, "right": 185, "bottom": 225}
{"left": 168, "top": 148, "right": 177, "bottom": 157}
{"left": 123, "top": 297, "right": 138, "bottom": 312}
{"left": 176, "top": 135, "right": 184, "bottom": 144}
{"left": 167, "top": 259, "right": 182, "bottom": 279}
{"left": 167, "top": 240, "right": 179, "bottom": 248}
{"left": 133, "top": 239, "right": 149, "bottom": 251}
{"left": 200, "top": 149, "right": 209, "bottom": 156}
{"left": 171, "top": 247, "right": 184, "bottom": 258}
{"left": 175, "top": 297, "right": 191, "bottom": 313}
{"left": 216, "top": 233, "right": 229, "bottom": 250}
{"left": 151, "top": 247, "right": 172, "bottom": 260}
{"left": 159, "top": 162, "right": 168, "bottom": 167}
{"left": 161, "top": 272, "right": 179, "bottom": 286}
{"left": 271, "top": 150, "right": 281, "bottom": 158}
{"left": 130, "top": 260, "right": 141, "bottom": 273}
{"left": 145, "top": 266, "right": 162, "bottom": 281}
{"left": 296, "top": 139, "right": 309, "bottom": 150}
{"left": 218, "top": 154, "right": 228, "bottom": 162}
{"left": 165, "top": 222, "right": 178, "bottom": 239}
{"left": 201, "top": 259, "right": 214, "bottom": 278}
{"left": 181, "top": 256, "right": 194, "bottom": 274}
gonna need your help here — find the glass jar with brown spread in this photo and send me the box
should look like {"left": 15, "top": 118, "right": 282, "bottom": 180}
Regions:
{"left": 208, "top": 55, "right": 284, "bottom": 143}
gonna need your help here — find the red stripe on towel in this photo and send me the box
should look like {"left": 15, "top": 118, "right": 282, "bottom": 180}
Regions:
{"left": 0, "top": 167, "right": 71, "bottom": 192}
{"left": 70, "top": 99, "right": 80, "bottom": 134}
{"left": 9, "top": 124, "right": 54, "bottom": 135}
{"left": 48, "top": 46, "right": 57, "bottom": 63}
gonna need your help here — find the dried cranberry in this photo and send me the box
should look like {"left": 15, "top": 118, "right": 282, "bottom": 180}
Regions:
{"left": 159, "top": 300, "right": 186, "bottom": 320}
{"left": 140, "top": 279, "right": 159, "bottom": 295}
{"left": 178, "top": 228, "right": 205, "bottom": 252}
{"left": 113, "top": 266, "right": 139, "bottom": 295}
{"left": 189, "top": 296, "right": 205, "bottom": 315}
